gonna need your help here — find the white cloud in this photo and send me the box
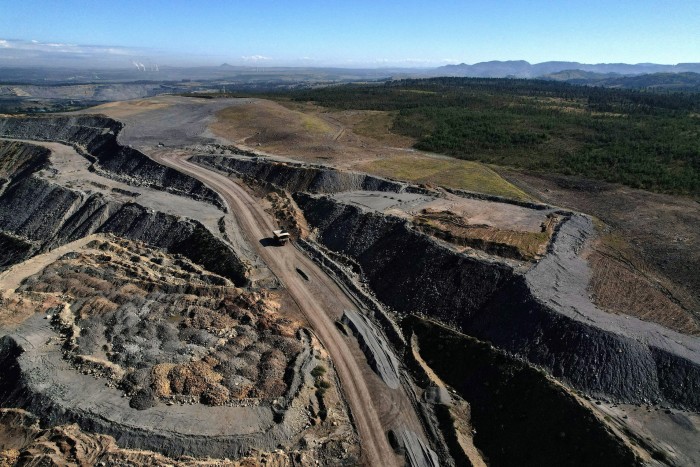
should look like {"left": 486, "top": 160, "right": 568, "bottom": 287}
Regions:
{"left": 0, "top": 38, "right": 156, "bottom": 68}
{"left": 241, "top": 55, "right": 271, "bottom": 62}
{"left": 0, "top": 38, "right": 138, "bottom": 56}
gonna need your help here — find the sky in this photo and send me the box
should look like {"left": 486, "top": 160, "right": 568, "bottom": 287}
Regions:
{"left": 0, "top": 0, "right": 698, "bottom": 68}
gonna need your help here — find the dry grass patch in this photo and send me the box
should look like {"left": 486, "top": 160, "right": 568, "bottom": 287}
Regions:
{"left": 212, "top": 100, "right": 335, "bottom": 147}
{"left": 588, "top": 229, "right": 700, "bottom": 335}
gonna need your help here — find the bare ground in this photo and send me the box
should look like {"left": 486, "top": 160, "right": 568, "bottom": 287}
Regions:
{"left": 0, "top": 236, "right": 358, "bottom": 463}
{"left": 150, "top": 151, "right": 426, "bottom": 466}
{"left": 100, "top": 96, "right": 527, "bottom": 199}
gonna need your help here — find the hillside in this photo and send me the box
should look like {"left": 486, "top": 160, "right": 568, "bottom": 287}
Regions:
{"left": 285, "top": 78, "right": 700, "bottom": 196}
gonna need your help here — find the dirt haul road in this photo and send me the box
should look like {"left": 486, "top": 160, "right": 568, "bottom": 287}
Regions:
{"left": 152, "top": 152, "right": 425, "bottom": 467}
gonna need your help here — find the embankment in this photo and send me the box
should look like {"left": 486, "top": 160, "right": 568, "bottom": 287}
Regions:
{"left": 0, "top": 140, "right": 50, "bottom": 195}
{"left": 191, "top": 154, "right": 406, "bottom": 194}
{"left": 0, "top": 116, "right": 225, "bottom": 209}
{"left": 0, "top": 175, "right": 246, "bottom": 285}
{"left": 295, "top": 193, "right": 700, "bottom": 411}
{"left": 404, "top": 316, "right": 641, "bottom": 467}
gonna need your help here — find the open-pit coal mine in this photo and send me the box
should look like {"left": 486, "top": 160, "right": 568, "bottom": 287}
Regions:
{"left": 0, "top": 103, "right": 698, "bottom": 466}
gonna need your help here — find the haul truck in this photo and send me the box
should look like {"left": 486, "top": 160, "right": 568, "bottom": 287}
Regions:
{"left": 273, "top": 229, "right": 290, "bottom": 245}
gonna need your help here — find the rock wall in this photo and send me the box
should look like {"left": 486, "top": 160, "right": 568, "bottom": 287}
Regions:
{"left": 0, "top": 140, "right": 50, "bottom": 190}
{"left": 295, "top": 193, "right": 700, "bottom": 411}
{"left": 192, "top": 154, "right": 406, "bottom": 194}
{"left": 0, "top": 116, "right": 225, "bottom": 209}
{"left": 0, "top": 176, "right": 247, "bottom": 285}
{"left": 295, "top": 193, "right": 513, "bottom": 326}
{"left": 404, "top": 316, "right": 641, "bottom": 467}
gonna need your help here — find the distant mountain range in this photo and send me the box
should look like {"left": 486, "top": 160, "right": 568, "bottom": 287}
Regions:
{"left": 2, "top": 60, "right": 700, "bottom": 92}
{"left": 434, "top": 60, "right": 700, "bottom": 78}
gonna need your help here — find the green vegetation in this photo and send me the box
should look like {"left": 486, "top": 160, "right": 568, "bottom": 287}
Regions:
{"left": 361, "top": 157, "right": 531, "bottom": 200}
{"left": 311, "top": 364, "right": 330, "bottom": 419}
{"left": 288, "top": 78, "right": 700, "bottom": 196}
{"left": 311, "top": 365, "right": 327, "bottom": 378}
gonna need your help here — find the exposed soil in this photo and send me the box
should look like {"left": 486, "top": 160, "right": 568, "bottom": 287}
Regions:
{"left": 0, "top": 236, "right": 358, "bottom": 463}
{"left": 88, "top": 95, "right": 527, "bottom": 199}
{"left": 0, "top": 408, "right": 321, "bottom": 466}
{"left": 414, "top": 208, "right": 560, "bottom": 261}
{"left": 18, "top": 237, "right": 302, "bottom": 407}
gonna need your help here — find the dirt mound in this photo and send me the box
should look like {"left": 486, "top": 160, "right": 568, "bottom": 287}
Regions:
{"left": 19, "top": 238, "right": 303, "bottom": 408}
{"left": 414, "top": 208, "right": 560, "bottom": 261}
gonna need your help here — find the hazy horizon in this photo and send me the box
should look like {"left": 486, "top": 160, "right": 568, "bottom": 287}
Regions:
{"left": 1, "top": 0, "right": 698, "bottom": 69}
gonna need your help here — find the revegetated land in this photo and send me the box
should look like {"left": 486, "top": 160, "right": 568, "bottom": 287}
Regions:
{"left": 208, "top": 97, "right": 532, "bottom": 200}
{"left": 283, "top": 78, "right": 700, "bottom": 196}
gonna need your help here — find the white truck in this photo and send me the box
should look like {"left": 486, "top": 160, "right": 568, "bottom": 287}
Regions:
{"left": 272, "top": 229, "right": 290, "bottom": 245}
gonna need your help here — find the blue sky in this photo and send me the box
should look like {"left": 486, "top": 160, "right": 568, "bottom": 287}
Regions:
{"left": 0, "top": 0, "right": 698, "bottom": 67}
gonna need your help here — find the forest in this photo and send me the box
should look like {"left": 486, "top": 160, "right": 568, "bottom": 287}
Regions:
{"left": 285, "top": 78, "right": 700, "bottom": 196}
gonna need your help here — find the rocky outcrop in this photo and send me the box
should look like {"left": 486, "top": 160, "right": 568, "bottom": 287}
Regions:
{"left": 0, "top": 233, "right": 33, "bottom": 269}
{"left": 0, "top": 176, "right": 247, "bottom": 285}
{"left": 295, "top": 193, "right": 700, "bottom": 411}
{"left": 0, "top": 116, "right": 225, "bottom": 209}
{"left": 192, "top": 154, "right": 406, "bottom": 194}
{"left": 341, "top": 309, "right": 401, "bottom": 389}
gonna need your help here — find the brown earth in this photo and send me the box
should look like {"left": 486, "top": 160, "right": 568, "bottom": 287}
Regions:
{"left": 15, "top": 237, "right": 304, "bottom": 408}
{"left": 0, "top": 233, "right": 359, "bottom": 464}
{"left": 0, "top": 408, "right": 308, "bottom": 467}
{"left": 414, "top": 208, "right": 560, "bottom": 261}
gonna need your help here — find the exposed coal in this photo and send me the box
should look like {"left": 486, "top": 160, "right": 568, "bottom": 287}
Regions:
{"left": 0, "top": 115, "right": 225, "bottom": 209}
{"left": 295, "top": 192, "right": 700, "bottom": 412}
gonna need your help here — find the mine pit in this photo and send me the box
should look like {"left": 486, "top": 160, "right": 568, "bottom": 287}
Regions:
{"left": 1, "top": 101, "right": 698, "bottom": 466}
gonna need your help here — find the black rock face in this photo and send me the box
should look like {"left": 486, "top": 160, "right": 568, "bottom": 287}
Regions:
{"left": 295, "top": 193, "right": 700, "bottom": 411}
{"left": 193, "top": 155, "right": 406, "bottom": 194}
{"left": 0, "top": 176, "right": 247, "bottom": 286}
{"left": 0, "top": 115, "right": 225, "bottom": 210}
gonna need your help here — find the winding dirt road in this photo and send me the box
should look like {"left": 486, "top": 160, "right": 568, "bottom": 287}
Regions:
{"left": 151, "top": 152, "right": 424, "bottom": 467}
